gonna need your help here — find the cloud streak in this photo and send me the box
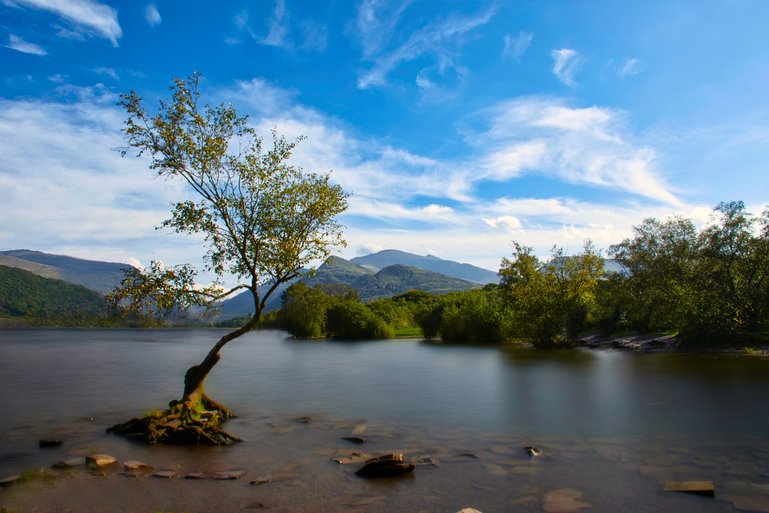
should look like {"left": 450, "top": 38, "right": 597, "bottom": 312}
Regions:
{"left": 5, "top": 0, "right": 122, "bottom": 45}
{"left": 6, "top": 34, "right": 47, "bottom": 55}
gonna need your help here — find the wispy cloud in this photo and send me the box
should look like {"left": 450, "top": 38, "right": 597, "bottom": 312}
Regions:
{"left": 6, "top": 34, "right": 46, "bottom": 55}
{"left": 93, "top": 66, "right": 118, "bottom": 80}
{"left": 617, "top": 57, "right": 643, "bottom": 78}
{"left": 261, "top": 0, "right": 289, "bottom": 47}
{"left": 4, "top": 0, "right": 122, "bottom": 46}
{"left": 145, "top": 4, "right": 161, "bottom": 27}
{"left": 357, "top": 5, "right": 496, "bottom": 89}
{"left": 551, "top": 48, "right": 582, "bottom": 87}
{"left": 502, "top": 31, "right": 532, "bottom": 60}
{"left": 355, "top": 0, "right": 413, "bottom": 58}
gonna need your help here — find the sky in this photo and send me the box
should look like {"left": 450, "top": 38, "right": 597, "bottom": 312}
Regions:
{"left": 1, "top": 0, "right": 768, "bottom": 283}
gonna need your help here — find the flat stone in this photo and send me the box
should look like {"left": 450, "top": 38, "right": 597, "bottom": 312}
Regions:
{"left": 212, "top": 470, "right": 246, "bottom": 480}
{"left": 184, "top": 470, "right": 246, "bottom": 480}
{"left": 543, "top": 488, "right": 591, "bottom": 513}
{"left": 456, "top": 509, "right": 483, "bottom": 513}
{"left": 663, "top": 480, "right": 715, "bottom": 497}
{"left": 123, "top": 460, "right": 154, "bottom": 471}
{"left": 52, "top": 457, "right": 84, "bottom": 469}
{"left": 152, "top": 470, "right": 177, "bottom": 479}
{"left": 341, "top": 436, "right": 366, "bottom": 444}
{"left": 250, "top": 476, "right": 272, "bottom": 485}
{"left": 39, "top": 439, "right": 63, "bottom": 448}
{"left": 0, "top": 475, "right": 21, "bottom": 487}
{"left": 86, "top": 454, "right": 117, "bottom": 467}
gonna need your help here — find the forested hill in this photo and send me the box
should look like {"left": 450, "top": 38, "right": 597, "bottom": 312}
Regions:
{"left": 0, "top": 265, "right": 110, "bottom": 325}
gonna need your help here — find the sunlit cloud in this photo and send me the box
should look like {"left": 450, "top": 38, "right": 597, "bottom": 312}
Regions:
{"left": 5, "top": 34, "right": 46, "bottom": 55}
{"left": 477, "top": 97, "right": 681, "bottom": 205}
{"left": 551, "top": 48, "right": 582, "bottom": 87}
{"left": 4, "top": 0, "right": 122, "bottom": 46}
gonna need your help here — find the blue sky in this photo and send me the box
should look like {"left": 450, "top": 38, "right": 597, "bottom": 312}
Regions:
{"left": 1, "top": 0, "right": 768, "bottom": 280}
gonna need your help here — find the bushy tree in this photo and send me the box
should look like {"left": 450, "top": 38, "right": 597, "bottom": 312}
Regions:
{"left": 106, "top": 74, "right": 348, "bottom": 444}
{"left": 499, "top": 241, "right": 604, "bottom": 347}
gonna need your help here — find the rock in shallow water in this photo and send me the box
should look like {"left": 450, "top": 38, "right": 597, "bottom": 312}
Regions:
{"left": 355, "top": 453, "right": 415, "bottom": 478}
{"left": 543, "top": 488, "right": 591, "bottom": 513}
{"left": 86, "top": 454, "right": 117, "bottom": 468}
{"left": 52, "top": 457, "right": 85, "bottom": 469}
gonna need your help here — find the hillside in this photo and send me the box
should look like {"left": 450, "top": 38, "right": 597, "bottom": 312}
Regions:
{"left": 0, "top": 249, "right": 130, "bottom": 295}
{"left": 217, "top": 256, "right": 479, "bottom": 319}
{"left": 350, "top": 249, "right": 498, "bottom": 284}
{"left": 0, "top": 265, "right": 110, "bottom": 324}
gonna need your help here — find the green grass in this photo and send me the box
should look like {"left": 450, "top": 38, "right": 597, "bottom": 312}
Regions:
{"left": 394, "top": 326, "right": 422, "bottom": 338}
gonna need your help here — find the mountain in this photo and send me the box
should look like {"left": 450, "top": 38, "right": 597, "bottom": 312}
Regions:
{"left": 0, "top": 265, "right": 110, "bottom": 324}
{"left": 0, "top": 249, "right": 131, "bottom": 295}
{"left": 352, "top": 264, "right": 477, "bottom": 300}
{"left": 350, "top": 249, "right": 498, "bottom": 284}
{"left": 217, "top": 255, "right": 479, "bottom": 319}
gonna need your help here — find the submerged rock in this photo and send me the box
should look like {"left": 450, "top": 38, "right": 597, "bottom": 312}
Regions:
{"left": 341, "top": 436, "right": 367, "bottom": 444}
{"left": 39, "top": 439, "right": 63, "bottom": 448}
{"left": 543, "top": 488, "right": 591, "bottom": 513}
{"left": 355, "top": 453, "right": 415, "bottom": 478}
{"left": 0, "top": 475, "right": 21, "bottom": 487}
{"left": 152, "top": 470, "right": 177, "bottom": 479}
{"left": 52, "top": 457, "right": 85, "bottom": 469}
{"left": 123, "top": 460, "right": 154, "bottom": 471}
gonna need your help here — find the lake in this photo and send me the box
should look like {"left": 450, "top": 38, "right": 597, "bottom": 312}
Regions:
{"left": 1, "top": 328, "right": 768, "bottom": 512}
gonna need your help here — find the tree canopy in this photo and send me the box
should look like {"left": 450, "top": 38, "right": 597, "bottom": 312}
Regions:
{"left": 105, "top": 73, "right": 349, "bottom": 445}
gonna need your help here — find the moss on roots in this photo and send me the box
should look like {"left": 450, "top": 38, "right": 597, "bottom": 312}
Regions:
{"left": 108, "top": 397, "right": 240, "bottom": 446}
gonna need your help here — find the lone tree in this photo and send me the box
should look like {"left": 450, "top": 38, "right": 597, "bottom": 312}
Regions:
{"left": 106, "top": 74, "right": 348, "bottom": 445}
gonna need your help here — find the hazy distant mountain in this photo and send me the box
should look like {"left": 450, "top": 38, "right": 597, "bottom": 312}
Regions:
{"left": 0, "top": 249, "right": 131, "bottom": 295}
{"left": 350, "top": 249, "right": 498, "bottom": 285}
{"left": 217, "top": 255, "right": 479, "bottom": 319}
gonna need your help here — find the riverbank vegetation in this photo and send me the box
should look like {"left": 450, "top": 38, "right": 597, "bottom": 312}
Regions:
{"left": 275, "top": 201, "right": 769, "bottom": 349}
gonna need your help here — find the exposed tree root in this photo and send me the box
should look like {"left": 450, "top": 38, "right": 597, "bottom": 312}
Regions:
{"left": 107, "top": 396, "right": 241, "bottom": 446}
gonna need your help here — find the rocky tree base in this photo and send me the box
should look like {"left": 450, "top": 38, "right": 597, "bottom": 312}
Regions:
{"left": 107, "top": 396, "right": 241, "bottom": 446}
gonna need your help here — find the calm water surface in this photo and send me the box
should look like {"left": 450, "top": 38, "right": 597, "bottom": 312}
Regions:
{"left": 1, "top": 329, "right": 768, "bottom": 513}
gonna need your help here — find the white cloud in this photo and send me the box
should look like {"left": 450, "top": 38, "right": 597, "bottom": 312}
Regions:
{"left": 551, "top": 48, "right": 582, "bottom": 87}
{"left": 145, "top": 4, "right": 161, "bottom": 27}
{"left": 502, "top": 31, "right": 532, "bottom": 60}
{"left": 477, "top": 97, "right": 681, "bottom": 205}
{"left": 5, "top": 0, "right": 122, "bottom": 46}
{"left": 6, "top": 34, "right": 47, "bottom": 55}
{"left": 618, "top": 57, "right": 642, "bottom": 78}
{"left": 357, "top": 6, "right": 496, "bottom": 89}
{"left": 483, "top": 215, "right": 522, "bottom": 231}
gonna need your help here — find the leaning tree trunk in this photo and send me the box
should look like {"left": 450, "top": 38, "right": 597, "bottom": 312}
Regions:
{"left": 108, "top": 316, "right": 259, "bottom": 445}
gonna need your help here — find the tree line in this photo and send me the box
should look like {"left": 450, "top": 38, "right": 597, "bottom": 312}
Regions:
{"left": 275, "top": 201, "right": 769, "bottom": 348}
